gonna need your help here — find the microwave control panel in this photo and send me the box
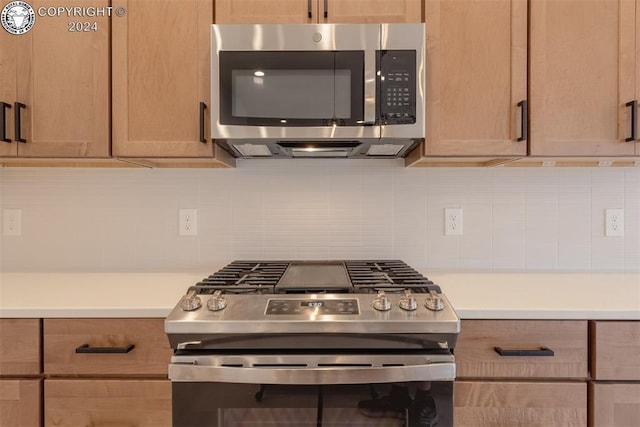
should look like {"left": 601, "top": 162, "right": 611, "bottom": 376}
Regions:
{"left": 377, "top": 50, "right": 417, "bottom": 125}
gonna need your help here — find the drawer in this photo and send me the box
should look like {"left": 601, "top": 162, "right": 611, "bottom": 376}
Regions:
{"left": 589, "top": 382, "right": 640, "bottom": 427}
{"left": 455, "top": 381, "right": 586, "bottom": 427}
{"left": 44, "top": 318, "right": 171, "bottom": 376}
{"left": 45, "top": 379, "right": 171, "bottom": 427}
{"left": 0, "top": 379, "right": 42, "bottom": 427}
{"left": 0, "top": 319, "right": 41, "bottom": 376}
{"left": 590, "top": 320, "right": 640, "bottom": 380}
{"left": 456, "top": 320, "right": 588, "bottom": 379}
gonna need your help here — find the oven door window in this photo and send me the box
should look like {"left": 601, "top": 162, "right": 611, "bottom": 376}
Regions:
{"left": 172, "top": 382, "right": 452, "bottom": 426}
{"left": 219, "top": 51, "right": 364, "bottom": 126}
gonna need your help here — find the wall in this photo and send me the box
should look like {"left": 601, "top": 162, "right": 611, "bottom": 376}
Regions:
{"left": 0, "top": 160, "right": 638, "bottom": 272}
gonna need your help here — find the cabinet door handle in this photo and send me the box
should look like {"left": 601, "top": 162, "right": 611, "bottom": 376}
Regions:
{"left": 199, "top": 102, "right": 207, "bottom": 143}
{"left": 75, "top": 343, "right": 135, "bottom": 354}
{"left": 324, "top": 0, "right": 328, "bottom": 18}
{"left": 14, "top": 102, "right": 26, "bottom": 143}
{"left": 517, "top": 100, "right": 527, "bottom": 142}
{"left": 626, "top": 100, "right": 638, "bottom": 142}
{"left": 494, "top": 346, "right": 554, "bottom": 357}
{"left": 1, "top": 102, "right": 10, "bottom": 142}
{"left": 308, "top": 0, "right": 312, "bottom": 18}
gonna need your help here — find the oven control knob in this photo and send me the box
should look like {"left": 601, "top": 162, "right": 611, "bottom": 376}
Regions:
{"left": 399, "top": 291, "right": 417, "bottom": 311}
{"left": 207, "top": 290, "right": 227, "bottom": 311}
{"left": 425, "top": 290, "right": 444, "bottom": 311}
{"left": 181, "top": 290, "right": 202, "bottom": 311}
{"left": 373, "top": 291, "right": 392, "bottom": 311}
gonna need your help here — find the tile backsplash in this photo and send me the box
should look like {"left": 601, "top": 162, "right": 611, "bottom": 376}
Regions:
{"left": 0, "top": 160, "right": 638, "bottom": 272}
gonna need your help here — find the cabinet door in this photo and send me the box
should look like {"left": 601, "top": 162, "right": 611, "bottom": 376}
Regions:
{"left": 0, "top": 319, "right": 41, "bottom": 376}
{"left": 0, "top": 11, "right": 17, "bottom": 157}
{"left": 455, "top": 381, "right": 587, "bottom": 427}
{"left": 591, "top": 321, "right": 640, "bottom": 381}
{"left": 45, "top": 379, "right": 171, "bottom": 427}
{"left": 0, "top": 380, "right": 41, "bottom": 427}
{"left": 323, "top": 0, "right": 422, "bottom": 23}
{"left": 422, "top": 0, "right": 527, "bottom": 157}
{"left": 215, "top": 0, "right": 316, "bottom": 23}
{"left": 590, "top": 382, "right": 640, "bottom": 427}
{"left": 13, "top": 0, "right": 110, "bottom": 158}
{"left": 530, "top": 0, "right": 636, "bottom": 156}
{"left": 112, "top": 0, "right": 218, "bottom": 158}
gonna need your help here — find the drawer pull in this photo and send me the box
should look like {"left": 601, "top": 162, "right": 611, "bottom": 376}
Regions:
{"left": 75, "top": 343, "right": 135, "bottom": 354}
{"left": 494, "top": 346, "right": 554, "bottom": 357}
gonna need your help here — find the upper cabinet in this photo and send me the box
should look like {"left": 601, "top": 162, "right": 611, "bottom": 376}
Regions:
{"left": 0, "top": 0, "right": 110, "bottom": 159}
{"left": 407, "top": 0, "right": 527, "bottom": 166}
{"left": 529, "top": 0, "right": 639, "bottom": 156}
{"left": 215, "top": 0, "right": 422, "bottom": 24}
{"left": 111, "top": 0, "right": 234, "bottom": 166}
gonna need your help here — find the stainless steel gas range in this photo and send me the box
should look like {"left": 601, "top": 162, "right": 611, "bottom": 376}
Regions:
{"left": 165, "top": 260, "right": 460, "bottom": 427}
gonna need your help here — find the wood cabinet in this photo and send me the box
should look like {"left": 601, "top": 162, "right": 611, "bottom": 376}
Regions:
{"left": 44, "top": 318, "right": 171, "bottom": 376}
{"left": 0, "top": 319, "right": 41, "bottom": 375}
{"left": 407, "top": 0, "right": 527, "bottom": 167}
{"left": 589, "top": 321, "right": 640, "bottom": 427}
{"left": 214, "top": 0, "right": 421, "bottom": 24}
{"left": 43, "top": 318, "right": 172, "bottom": 426}
{"left": 529, "top": 0, "right": 639, "bottom": 157}
{"left": 0, "top": 0, "right": 110, "bottom": 159}
{"left": 0, "top": 319, "right": 42, "bottom": 427}
{"left": 454, "top": 320, "right": 588, "bottom": 426}
{"left": 455, "top": 381, "right": 587, "bottom": 427}
{"left": 0, "top": 380, "right": 42, "bottom": 427}
{"left": 111, "top": 0, "right": 234, "bottom": 167}
{"left": 45, "top": 379, "right": 171, "bottom": 426}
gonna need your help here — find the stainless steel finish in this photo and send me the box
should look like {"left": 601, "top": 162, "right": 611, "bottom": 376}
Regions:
{"left": 166, "top": 292, "right": 459, "bottom": 336}
{"left": 181, "top": 289, "right": 202, "bottom": 311}
{"left": 210, "top": 23, "right": 425, "bottom": 159}
{"left": 211, "top": 24, "right": 381, "bottom": 141}
{"left": 170, "top": 354, "right": 456, "bottom": 384}
{"left": 372, "top": 291, "right": 391, "bottom": 311}
{"left": 177, "top": 341, "right": 202, "bottom": 350}
{"left": 363, "top": 47, "right": 376, "bottom": 125}
{"left": 380, "top": 23, "right": 426, "bottom": 140}
{"left": 399, "top": 290, "right": 418, "bottom": 311}
{"left": 425, "top": 290, "right": 444, "bottom": 311}
{"left": 207, "top": 290, "right": 227, "bottom": 311}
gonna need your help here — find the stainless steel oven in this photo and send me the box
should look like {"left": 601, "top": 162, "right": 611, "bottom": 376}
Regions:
{"left": 166, "top": 261, "right": 459, "bottom": 426}
{"left": 210, "top": 24, "right": 425, "bottom": 158}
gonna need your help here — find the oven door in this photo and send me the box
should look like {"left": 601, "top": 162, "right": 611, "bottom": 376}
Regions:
{"left": 170, "top": 354, "right": 455, "bottom": 427}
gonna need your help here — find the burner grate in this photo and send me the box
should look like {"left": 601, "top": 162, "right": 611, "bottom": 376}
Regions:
{"left": 346, "top": 260, "right": 441, "bottom": 294}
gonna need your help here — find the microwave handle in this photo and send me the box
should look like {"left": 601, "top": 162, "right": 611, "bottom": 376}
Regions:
{"left": 363, "top": 50, "right": 376, "bottom": 124}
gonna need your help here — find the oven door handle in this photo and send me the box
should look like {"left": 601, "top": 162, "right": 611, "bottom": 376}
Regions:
{"left": 363, "top": 49, "right": 377, "bottom": 125}
{"left": 169, "top": 362, "right": 456, "bottom": 385}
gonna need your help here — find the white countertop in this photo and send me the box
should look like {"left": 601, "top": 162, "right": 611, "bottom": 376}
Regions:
{"left": 0, "top": 271, "right": 638, "bottom": 320}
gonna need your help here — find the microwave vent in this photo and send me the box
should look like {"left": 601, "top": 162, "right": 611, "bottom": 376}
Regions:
{"left": 232, "top": 144, "right": 273, "bottom": 157}
{"left": 366, "top": 144, "right": 404, "bottom": 156}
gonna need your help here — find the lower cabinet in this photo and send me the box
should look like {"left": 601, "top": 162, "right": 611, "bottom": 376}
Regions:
{"left": 42, "top": 318, "right": 172, "bottom": 427}
{"left": 455, "top": 381, "right": 587, "bottom": 427}
{"left": 0, "top": 379, "right": 42, "bottom": 427}
{"left": 589, "top": 320, "right": 640, "bottom": 427}
{"left": 44, "top": 379, "right": 171, "bottom": 426}
{"left": 454, "top": 319, "right": 589, "bottom": 426}
{"left": 589, "top": 382, "right": 640, "bottom": 427}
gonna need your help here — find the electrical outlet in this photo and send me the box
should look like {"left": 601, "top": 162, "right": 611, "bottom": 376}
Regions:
{"left": 444, "top": 208, "right": 463, "bottom": 236}
{"left": 179, "top": 209, "right": 197, "bottom": 236}
{"left": 605, "top": 209, "right": 624, "bottom": 237}
{"left": 3, "top": 209, "right": 22, "bottom": 236}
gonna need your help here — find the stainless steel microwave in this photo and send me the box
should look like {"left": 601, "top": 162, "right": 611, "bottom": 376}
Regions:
{"left": 211, "top": 23, "right": 425, "bottom": 159}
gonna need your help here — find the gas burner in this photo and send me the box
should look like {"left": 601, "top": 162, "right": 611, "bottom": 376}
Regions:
{"left": 346, "top": 260, "right": 441, "bottom": 294}
{"left": 194, "top": 261, "right": 289, "bottom": 294}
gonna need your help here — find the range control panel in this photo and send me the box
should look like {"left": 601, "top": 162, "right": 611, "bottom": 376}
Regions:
{"left": 266, "top": 299, "right": 360, "bottom": 315}
{"left": 377, "top": 50, "right": 417, "bottom": 125}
